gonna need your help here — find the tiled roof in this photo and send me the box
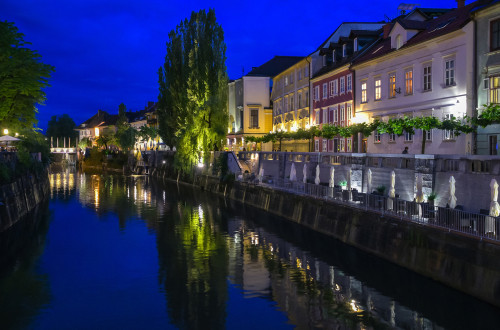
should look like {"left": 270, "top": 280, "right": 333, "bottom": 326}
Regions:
{"left": 76, "top": 110, "right": 117, "bottom": 130}
{"left": 246, "top": 56, "right": 304, "bottom": 78}
{"left": 353, "top": 0, "right": 495, "bottom": 66}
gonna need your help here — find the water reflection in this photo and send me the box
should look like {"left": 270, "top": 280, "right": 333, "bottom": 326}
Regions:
{"left": 4, "top": 170, "right": 494, "bottom": 329}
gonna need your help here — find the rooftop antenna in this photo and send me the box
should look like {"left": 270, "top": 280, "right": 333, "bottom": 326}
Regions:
{"left": 398, "top": 3, "right": 419, "bottom": 15}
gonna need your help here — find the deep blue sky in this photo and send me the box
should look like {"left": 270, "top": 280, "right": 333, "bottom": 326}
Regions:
{"left": 1, "top": 0, "right": 462, "bottom": 131}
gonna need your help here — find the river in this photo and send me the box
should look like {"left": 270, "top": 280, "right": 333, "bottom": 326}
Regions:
{"left": 0, "top": 167, "right": 499, "bottom": 329}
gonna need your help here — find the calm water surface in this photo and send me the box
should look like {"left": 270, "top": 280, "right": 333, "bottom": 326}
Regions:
{"left": 1, "top": 167, "right": 500, "bottom": 329}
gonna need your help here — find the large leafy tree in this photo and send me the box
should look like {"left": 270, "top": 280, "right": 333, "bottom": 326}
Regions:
{"left": 0, "top": 21, "right": 54, "bottom": 131}
{"left": 158, "top": 9, "right": 228, "bottom": 171}
{"left": 46, "top": 114, "right": 78, "bottom": 140}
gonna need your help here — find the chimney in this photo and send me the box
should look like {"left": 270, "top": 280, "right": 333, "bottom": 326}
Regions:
{"left": 383, "top": 23, "right": 392, "bottom": 39}
{"left": 457, "top": 0, "right": 465, "bottom": 8}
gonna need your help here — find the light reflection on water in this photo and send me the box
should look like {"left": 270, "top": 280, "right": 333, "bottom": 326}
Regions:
{"left": 1, "top": 168, "right": 499, "bottom": 329}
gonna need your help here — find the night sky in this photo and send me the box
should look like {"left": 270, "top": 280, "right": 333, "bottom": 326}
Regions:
{"left": 1, "top": 0, "right": 461, "bottom": 131}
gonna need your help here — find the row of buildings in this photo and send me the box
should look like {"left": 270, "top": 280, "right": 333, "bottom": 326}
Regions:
{"left": 227, "top": 0, "right": 500, "bottom": 155}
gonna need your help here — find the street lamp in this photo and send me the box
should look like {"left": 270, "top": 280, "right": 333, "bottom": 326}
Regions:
{"left": 3, "top": 129, "right": 8, "bottom": 135}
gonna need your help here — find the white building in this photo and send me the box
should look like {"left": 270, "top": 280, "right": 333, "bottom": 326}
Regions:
{"left": 352, "top": 3, "right": 477, "bottom": 155}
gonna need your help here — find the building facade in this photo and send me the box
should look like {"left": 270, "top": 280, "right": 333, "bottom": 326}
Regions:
{"left": 353, "top": 3, "right": 478, "bottom": 155}
{"left": 271, "top": 57, "right": 310, "bottom": 152}
{"left": 475, "top": 1, "right": 500, "bottom": 155}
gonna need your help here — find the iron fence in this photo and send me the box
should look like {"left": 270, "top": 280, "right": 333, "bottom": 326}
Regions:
{"left": 265, "top": 178, "right": 500, "bottom": 242}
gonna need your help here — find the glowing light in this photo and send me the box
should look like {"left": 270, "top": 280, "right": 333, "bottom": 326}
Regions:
{"left": 15, "top": 132, "right": 18, "bottom": 136}
{"left": 3, "top": 129, "right": 8, "bottom": 135}
{"left": 197, "top": 161, "right": 204, "bottom": 168}
{"left": 351, "top": 113, "right": 369, "bottom": 124}
{"left": 94, "top": 127, "right": 99, "bottom": 137}
{"left": 305, "top": 123, "right": 310, "bottom": 129}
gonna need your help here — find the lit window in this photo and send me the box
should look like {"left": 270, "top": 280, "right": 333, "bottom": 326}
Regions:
{"left": 389, "top": 74, "right": 396, "bottom": 98}
{"left": 405, "top": 70, "right": 413, "bottom": 95}
{"left": 490, "top": 76, "right": 500, "bottom": 103}
{"left": 339, "top": 139, "right": 345, "bottom": 152}
{"left": 443, "top": 114, "right": 455, "bottom": 140}
{"left": 423, "top": 65, "right": 432, "bottom": 91}
{"left": 445, "top": 59, "right": 455, "bottom": 86}
{"left": 95, "top": 127, "right": 100, "bottom": 137}
{"left": 347, "top": 138, "right": 352, "bottom": 152}
{"left": 361, "top": 81, "right": 367, "bottom": 103}
{"left": 375, "top": 78, "right": 381, "bottom": 100}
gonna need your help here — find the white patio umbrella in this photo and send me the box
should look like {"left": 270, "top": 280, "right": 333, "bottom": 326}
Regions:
{"left": 388, "top": 170, "right": 396, "bottom": 210}
{"left": 329, "top": 166, "right": 335, "bottom": 188}
{"left": 415, "top": 173, "right": 424, "bottom": 203}
{"left": 290, "top": 163, "right": 296, "bottom": 181}
{"left": 0, "top": 135, "right": 20, "bottom": 142}
{"left": 487, "top": 179, "right": 500, "bottom": 233}
{"left": 367, "top": 169, "right": 372, "bottom": 194}
{"left": 258, "top": 167, "right": 264, "bottom": 184}
{"left": 315, "top": 165, "right": 320, "bottom": 185}
{"left": 448, "top": 176, "right": 457, "bottom": 209}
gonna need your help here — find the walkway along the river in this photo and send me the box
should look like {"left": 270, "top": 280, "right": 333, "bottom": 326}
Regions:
{"left": 154, "top": 171, "right": 500, "bottom": 308}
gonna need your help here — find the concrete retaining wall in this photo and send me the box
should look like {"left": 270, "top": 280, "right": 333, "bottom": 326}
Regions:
{"left": 0, "top": 169, "right": 50, "bottom": 233}
{"left": 193, "top": 175, "right": 500, "bottom": 308}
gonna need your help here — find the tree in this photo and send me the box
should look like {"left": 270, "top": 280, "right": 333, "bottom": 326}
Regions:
{"left": 158, "top": 9, "right": 228, "bottom": 171}
{"left": 46, "top": 114, "right": 78, "bottom": 145}
{"left": 0, "top": 21, "right": 54, "bottom": 131}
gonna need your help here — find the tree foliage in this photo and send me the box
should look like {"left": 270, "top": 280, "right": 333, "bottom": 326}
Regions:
{"left": 158, "top": 9, "right": 228, "bottom": 171}
{"left": 0, "top": 21, "right": 54, "bottom": 130}
{"left": 46, "top": 114, "right": 78, "bottom": 140}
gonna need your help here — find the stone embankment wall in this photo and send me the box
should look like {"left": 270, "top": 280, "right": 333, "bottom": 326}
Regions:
{"left": 0, "top": 169, "right": 49, "bottom": 233}
{"left": 192, "top": 174, "right": 500, "bottom": 308}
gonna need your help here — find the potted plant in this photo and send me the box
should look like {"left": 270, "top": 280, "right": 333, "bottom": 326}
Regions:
{"left": 427, "top": 192, "right": 437, "bottom": 206}
{"left": 376, "top": 185, "right": 386, "bottom": 195}
{"left": 339, "top": 180, "right": 347, "bottom": 190}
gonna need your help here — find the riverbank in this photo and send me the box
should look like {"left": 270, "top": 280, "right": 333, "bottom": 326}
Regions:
{"left": 0, "top": 168, "right": 50, "bottom": 233}
{"left": 158, "top": 171, "right": 500, "bottom": 308}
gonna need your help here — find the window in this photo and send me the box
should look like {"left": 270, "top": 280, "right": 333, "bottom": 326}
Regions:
{"left": 315, "top": 110, "right": 320, "bottom": 125}
{"left": 323, "top": 108, "right": 328, "bottom": 124}
{"left": 404, "top": 131, "right": 413, "bottom": 142}
{"left": 389, "top": 74, "right": 396, "bottom": 98}
{"left": 315, "top": 140, "right": 319, "bottom": 151}
{"left": 305, "top": 91, "right": 309, "bottom": 105}
{"left": 339, "top": 139, "right": 345, "bottom": 152}
{"left": 340, "top": 105, "right": 345, "bottom": 124}
{"left": 314, "top": 86, "right": 319, "bottom": 101}
{"left": 333, "top": 79, "right": 338, "bottom": 95}
{"left": 333, "top": 106, "right": 338, "bottom": 123}
{"left": 491, "top": 18, "right": 500, "bottom": 52}
{"left": 347, "top": 74, "right": 352, "bottom": 92}
{"left": 423, "top": 65, "right": 432, "bottom": 91}
{"left": 298, "top": 70, "right": 302, "bottom": 81}
{"left": 322, "top": 139, "right": 328, "bottom": 152}
{"left": 374, "top": 131, "right": 381, "bottom": 143}
{"left": 290, "top": 73, "right": 294, "bottom": 84}
{"left": 240, "top": 109, "right": 244, "bottom": 129}
{"left": 343, "top": 44, "right": 347, "bottom": 57}
{"left": 250, "top": 109, "right": 259, "bottom": 128}
{"left": 445, "top": 59, "right": 455, "bottom": 86}
{"left": 285, "top": 76, "right": 288, "bottom": 86}
{"left": 285, "top": 97, "right": 288, "bottom": 112}
{"left": 298, "top": 93, "right": 302, "bottom": 108}
{"left": 340, "top": 77, "right": 345, "bottom": 94}
{"left": 426, "top": 129, "right": 433, "bottom": 141}
{"left": 361, "top": 81, "right": 367, "bottom": 103}
{"left": 405, "top": 70, "right": 413, "bottom": 95}
{"left": 323, "top": 83, "right": 328, "bottom": 99}
{"left": 375, "top": 78, "right": 381, "bottom": 100}
{"left": 443, "top": 114, "right": 455, "bottom": 140}
{"left": 490, "top": 76, "right": 500, "bottom": 103}
{"left": 389, "top": 133, "right": 396, "bottom": 142}
{"left": 290, "top": 94, "right": 294, "bottom": 111}
{"left": 354, "top": 38, "right": 358, "bottom": 52}
{"left": 346, "top": 104, "right": 352, "bottom": 123}
{"left": 347, "top": 138, "right": 352, "bottom": 152}
{"left": 329, "top": 81, "right": 334, "bottom": 96}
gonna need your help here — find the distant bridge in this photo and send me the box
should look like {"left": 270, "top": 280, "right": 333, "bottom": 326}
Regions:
{"left": 50, "top": 147, "right": 77, "bottom": 154}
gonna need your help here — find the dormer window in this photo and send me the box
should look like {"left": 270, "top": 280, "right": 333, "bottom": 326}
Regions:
{"left": 354, "top": 38, "right": 358, "bottom": 52}
{"left": 332, "top": 50, "right": 335, "bottom": 63}
{"left": 342, "top": 44, "right": 347, "bottom": 57}
{"left": 396, "top": 35, "right": 402, "bottom": 49}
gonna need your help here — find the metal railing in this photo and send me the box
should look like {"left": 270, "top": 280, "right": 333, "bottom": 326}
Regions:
{"left": 263, "top": 178, "right": 500, "bottom": 242}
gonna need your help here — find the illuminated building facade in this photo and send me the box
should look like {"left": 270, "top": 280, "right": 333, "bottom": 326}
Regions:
{"left": 475, "top": 1, "right": 500, "bottom": 155}
{"left": 311, "top": 29, "right": 379, "bottom": 153}
{"left": 271, "top": 57, "right": 310, "bottom": 151}
{"left": 226, "top": 56, "right": 303, "bottom": 152}
{"left": 353, "top": 4, "right": 478, "bottom": 154}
